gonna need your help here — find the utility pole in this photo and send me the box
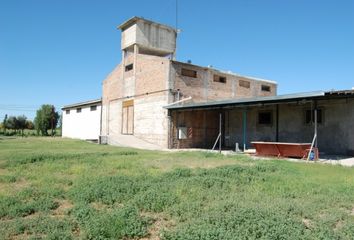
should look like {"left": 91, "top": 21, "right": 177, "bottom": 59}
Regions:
{"left": 174, "top": 0, "right": 179, "bottom": 60}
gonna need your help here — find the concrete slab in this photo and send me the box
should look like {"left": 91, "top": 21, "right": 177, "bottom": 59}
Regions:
{"left": 319, "top": 157, "right": 354, "bottom": 167}
{"left": 107, "top": 134, "right": 164, "bottom": 151}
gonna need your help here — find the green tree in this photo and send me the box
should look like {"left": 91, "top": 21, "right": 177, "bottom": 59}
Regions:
{"left": 26, "top": 120, "right": 34, "bottom": 130}
{"left": 2, "top": 114, "right": 8, "bottom": 134}
{"left": 6, "top": 116, "right": 18, "bottom": 133}
{"left": 34, "top": 105, "right": 59, "bottom": 136}
{"left": 17, "top": 115, "right": 27, "bottom": 137}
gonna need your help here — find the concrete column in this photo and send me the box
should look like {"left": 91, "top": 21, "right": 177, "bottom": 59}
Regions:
{"left": 121, "top": 50, "right": 126, "bottom": 97}
{"left": 133, "top": 44, "right": 138, "bottom": 79}
{"left": 276, "top": 105, "right": 279, "bottom": 142}
{"left": 314, "top": 100, "right": 318, "bottom": 148}
{"left": 133, "top": 45, "right": 138, "bottom": 96}
{"left": 243, "top": 109, "right": 247, "bottom": 151}
{"left": 167, "top": 111, "right": 172, "bottom": 149}
{"left": 219, "top": 113, "right": 222, "bottom": 153}
{"left": 203, "top": 111, "right": 207, "bottom": 148}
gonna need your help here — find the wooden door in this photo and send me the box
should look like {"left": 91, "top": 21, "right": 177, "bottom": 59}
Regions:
{"left": 122, "top": 100, "right": 134, "bottom": 135}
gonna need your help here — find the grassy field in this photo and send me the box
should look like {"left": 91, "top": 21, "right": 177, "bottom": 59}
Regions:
{"left": 0, "top": 138, "right": 354, "bottom": 239}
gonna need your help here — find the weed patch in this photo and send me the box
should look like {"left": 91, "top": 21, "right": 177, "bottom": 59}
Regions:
{"left": 71, "top": 204, "right": 149, "bottom": 239}
{"left": 162, "top": 206, "right": 307, "bottom": 240}
{"left": 7, "top": 152, "right": 107, "bottom": 166}
{"left": 1, "top": 138, "right": 354, "bottom": 239}
{"left": 134, "top": 186, "right": 179, "bottom": 212}
{"left": 0, "top": 174, "right": 17, "bottom": 183}
{"left": 69, "top": 175, "right": 145, "bottom": 204}
{"left": 0, "top": 195, "right": 59, "bottom": 219}
{"left": 0, "top": 215, "right": 75, "bottom": 239}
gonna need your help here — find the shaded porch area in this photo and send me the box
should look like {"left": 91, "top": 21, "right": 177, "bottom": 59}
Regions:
{"left": 166, "top": 90, "right": 354, "bottom": 156}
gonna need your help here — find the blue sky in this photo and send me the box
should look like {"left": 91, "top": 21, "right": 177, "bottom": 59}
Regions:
{"left": 0, "top": 0, "right": 353, "bottom": 120}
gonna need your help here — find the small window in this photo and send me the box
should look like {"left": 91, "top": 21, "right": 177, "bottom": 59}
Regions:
{"left": 65, "top": 110, "right": 70, "bottom": 114}
{"left": 213, "top": 75, "right": 226, "bottom": 83}
{"left": 125, "top": 64, "right": 133, "bottom": 72}
{"left": 76, "top": 108, "right": 81, "bottom": 113}
{"left": 181, "top": 68, "right": 197, "bottom": 78}
{"left": 305, "top": 109, "right": 323, "bottom": 124}
{"left": 261, "top": 85, "right": 271, "bottom": 92}
{"left": 90, "top": 105, "right": 97, "bottom": 111}
{"left": 258, "top": 111, "right": 272, "bottom": 125}
{"left": 239, "top": 80, "right": 250, "bottom": 88}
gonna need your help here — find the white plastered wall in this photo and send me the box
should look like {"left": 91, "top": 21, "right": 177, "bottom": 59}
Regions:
{"left": 134, "top": 94, "right": 169, "bottom": 148}
{"left": 62, "top": 104, "right": 101, "bottom": 140}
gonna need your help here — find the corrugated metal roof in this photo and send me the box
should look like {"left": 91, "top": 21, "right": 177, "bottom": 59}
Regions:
{"left": 165, "top": 91, "right": 326, "bottom": 110}
{"left": 62, "top": 99, "right": 102, "bottom": 110}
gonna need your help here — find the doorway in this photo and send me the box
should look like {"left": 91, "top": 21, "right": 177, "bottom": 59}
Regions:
{"left": 122, "top": 99, "right": 134, "bottom": 135}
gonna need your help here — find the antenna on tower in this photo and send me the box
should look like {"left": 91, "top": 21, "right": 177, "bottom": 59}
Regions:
{"left": 175, "top": 0, "right": 178, "bottom": 32}
{"left": 173, "top": 0, "right": 179, "bottom": 60}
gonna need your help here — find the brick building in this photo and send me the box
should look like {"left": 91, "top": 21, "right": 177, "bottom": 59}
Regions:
{"left": 62, "top": 16, "right": 354, "bottom": 156}
{"left": 100, "top": 16, "right": 277, "bottom": 148}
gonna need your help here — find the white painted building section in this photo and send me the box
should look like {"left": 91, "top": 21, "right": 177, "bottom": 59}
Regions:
{"left": 62, "top": 99, "right": 101, "bottom": 140}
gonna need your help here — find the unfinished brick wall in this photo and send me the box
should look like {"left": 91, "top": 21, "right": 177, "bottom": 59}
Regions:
{"left": 135, "top": 54, "right": 170, "bottom": 95}
{"left": 101, "top": 64, "right": 123, "bottom": 136}
{"left": 171, "top": 63, "right": 210, "bottom": 102}
{"left": 171, "top": 109, "right": 221, "bottom": 149}
{"left": 102, "top": 53, "right": 278, "bottom": 149}
{"left": 133, "top": 54, "right": 171, "bottom": 147}
{"left": 171, "top": 61, "right": 277, "bottom": 102}
{"left": 235, "top": 77, "right": 277, "bottom": 98}
{"left": 101, "top": 52, "right": 172, "bottom": 148}
{"left": 102, "top": 64, "right": 123, "bottom": 104}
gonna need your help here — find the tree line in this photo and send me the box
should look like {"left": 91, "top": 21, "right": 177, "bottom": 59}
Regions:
{"left": 1, "top": 104, "right": 60, "bottom": 136}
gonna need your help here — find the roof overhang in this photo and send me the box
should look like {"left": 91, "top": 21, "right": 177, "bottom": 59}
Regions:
{"left": 165, "top": 90, "right": 354, "bottom": 111}
{"left": 62, "top": 99, "right": 102, "bottom": 110}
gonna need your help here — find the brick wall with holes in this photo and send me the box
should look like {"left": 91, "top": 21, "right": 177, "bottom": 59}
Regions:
{"left": 171, "top": 62, "right": 277, "bottom": 102}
